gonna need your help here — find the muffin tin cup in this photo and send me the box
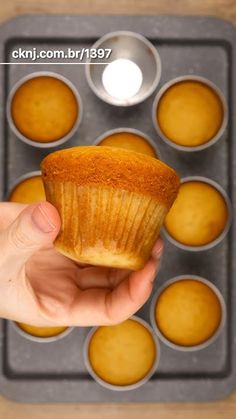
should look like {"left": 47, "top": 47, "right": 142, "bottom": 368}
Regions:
{"left": 93, "top": 127, "right": 161, "bottom": 158}
{"left": 162, "top": 176, "right": 232, "bottom": 252}
{"left": 152, "top": 75, "right": 228, "bottom": 152}
{"left": 6, "top": 71, "right": 83, "bottom": 149}
{"left": 83, "top": 315, "right": 160, "bottom": 391}
{"left": 11, "top": 321, "right": 74, "bottom": 343}
{"left": 6, "top": 170, "right": 42, "bottom": 201}
{"left": 85, "top": 31, "right": 162, "bottom": 107}
{"left": 150, "top": 275, "right": 226, "bottom": 352}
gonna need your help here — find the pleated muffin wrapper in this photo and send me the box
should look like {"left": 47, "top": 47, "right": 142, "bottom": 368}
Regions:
{"left": 45, "top": 181, "right": 167, "bottom": 270}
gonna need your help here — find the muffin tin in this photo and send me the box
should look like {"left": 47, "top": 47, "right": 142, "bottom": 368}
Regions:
{"left": 94, "top": 127, "right": 160, "bottom": 158}
{"left": 7, "top": 170, "right": 44, "bottom": 202}
{"left": 11, "top": 321, "right": 74, "bottom": 343}
{"left": 150, "top": 275, "right": 226, "bottom": 352}
{"left": 84, "top": 316, "right": 160, "bottom": 391}
{"left": 6, "top": 71, "right": 83, "bottom": 148}
{"left": 152, "top": 75, "right": 228, "bottom": 151}
{"left": 162, "top": 176, "right": 232, "bottom": 251}
{"left": 0, "top": 15, "right": 236, "bottom": 403}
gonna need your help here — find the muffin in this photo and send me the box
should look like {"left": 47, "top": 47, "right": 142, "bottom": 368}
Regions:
{"left": 87, "top": 318, "right": 158, "bottom": 387}
{"left": 97, "top": 131, "right": 157, "bottom": 157}
{"left": 10, "top": 75, "right": 79, "bottom": 143}
{"left": 16, "top": 322, "right": 68, "bottom": 339}
{"left": 164, "top": 180, "right": 229, "bottom": 247}
{"left": 41, "top": 146, "right": 179, "bottom": 270}
{"left": 9, "top": 174, "right": 45, "bottom": 204}
{"left": 154, "top": 278, "right": 223, "bottom": 347}
{"left": 156, "top": 79, "right": 224, "bottom": 147}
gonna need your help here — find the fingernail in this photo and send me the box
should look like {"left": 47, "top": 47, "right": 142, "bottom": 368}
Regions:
{"left": 32, "top": 204, "right": 56, "bottom": 233}
{"left": 152, "top": 240, "right": 164, "bottom": 260}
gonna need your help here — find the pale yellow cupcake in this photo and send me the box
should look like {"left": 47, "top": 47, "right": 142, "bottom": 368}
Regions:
{"left": 164, "top": 181, "right": 228, "bottom": 247}
{"left": 97, "top": 132, "right": 157, "bottom": 157}
{"left": 16, "top": 323, "right": 68, "bottom": 338}
{"left": 88, "top": 319, "right": 157, "bottom": 386}
{"left": 155, "top": 279, "right": 222, "bottom": 347}
{"left": 11, "top": 76, "right": 79, "bottom": 143}
{"left": 41, "top": 146, "right": 179, "bottom": 270}
{"left": 9, "top": 175, "right": 45, "bottom": 204}
{"left": 156, "top": 80, "right": 224, "bottom": 147}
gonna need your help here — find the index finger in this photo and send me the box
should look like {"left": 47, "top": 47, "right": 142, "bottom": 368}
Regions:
{"left": 65, "top": 238, "right": 164, "bottom": 326}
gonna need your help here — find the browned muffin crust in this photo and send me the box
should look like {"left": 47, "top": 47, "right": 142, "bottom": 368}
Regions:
{"left": 41, "top": 146, "right": 179, "bottom": 209}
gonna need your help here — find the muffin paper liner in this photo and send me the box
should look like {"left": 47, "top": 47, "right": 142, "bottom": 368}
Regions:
{"left": 45, "top": 181, "right": 167, "bottom": 270}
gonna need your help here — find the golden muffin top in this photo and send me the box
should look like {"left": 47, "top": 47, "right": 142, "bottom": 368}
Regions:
{"left": 16, "top": 322, "right": 68, "bottom": 338}
{"left": 98, "top": 132, "right": 157, "bottom": 157}
{"left": 164, "top": 181, "right": 228, "bottom": 246}
{"left": 88, "top": 319, "right": 157, "bottom": 386}
{"left": 9, "top": 175, "right": 45, "bottom": 204}
{"left": 11, "top": 75, "right": 79, "bottom": 143}
{"left": 156, "top": 80, "right": 224, "bottom": 147}
{"left": 155, "top": 279, "right": 222, "bottom": 347}
{"left": 41, "top": 146, "right": 179, "bottom": 209}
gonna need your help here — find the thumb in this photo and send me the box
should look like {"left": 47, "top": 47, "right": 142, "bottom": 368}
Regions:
{"left": 0, "top": 202, "right": 60, "bottom": 274}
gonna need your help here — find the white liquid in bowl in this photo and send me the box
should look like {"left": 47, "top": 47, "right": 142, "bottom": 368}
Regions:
{"left": 102, "top": 58, "right": 143, "bottom": 101}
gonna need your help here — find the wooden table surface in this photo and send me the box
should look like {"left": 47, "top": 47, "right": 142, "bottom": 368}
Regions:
{"left": 0, "top": 0, "right": 236, "bottom": 417}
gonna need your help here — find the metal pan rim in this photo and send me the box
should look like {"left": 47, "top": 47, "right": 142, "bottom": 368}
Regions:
{"left": 85, "top": 30, "right": 162, "bottom": 107}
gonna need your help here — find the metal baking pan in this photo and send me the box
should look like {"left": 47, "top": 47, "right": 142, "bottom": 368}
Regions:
{"left": 0, "top": 14, "right": 235, "bottom": 403}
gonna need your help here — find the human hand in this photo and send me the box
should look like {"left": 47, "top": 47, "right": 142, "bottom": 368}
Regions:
{"left": 0, "top": 201, "right": 163, "bottom": 327}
